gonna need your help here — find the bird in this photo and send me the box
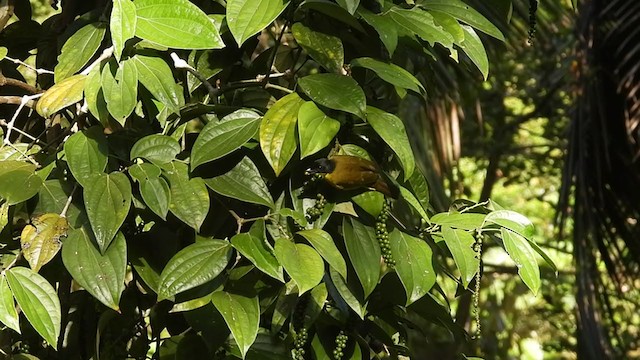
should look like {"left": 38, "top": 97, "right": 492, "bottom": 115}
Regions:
{"left": 305, "top": 155, "right": 399, "bottom": 199}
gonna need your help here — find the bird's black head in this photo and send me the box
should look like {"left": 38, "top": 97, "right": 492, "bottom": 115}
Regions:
{"left": 305, "top": 158, "right": 335, "bottom": 175}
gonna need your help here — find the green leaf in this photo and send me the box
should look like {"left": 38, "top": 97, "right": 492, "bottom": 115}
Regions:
{"left": 6, "top": 267, "right": 61, "bottom": 349}
{"left": 399, "top": 186, "right": 429, "bottom": 223}
{"left": 274, "top": 239, "right": 324, "bottom": 295}
{"left": 129, "top": 163, "right": 170, "bottom": 219}
{"left": 365, "top": 106, "right": 415, "bottom": 179}
{"left": 259, "top": 93, "right": 305, "bottom": 176}
{"left": 328, "top": 267, "right": 365, "bottom": 319}
{"left": 134, "top": 0, "right": 224, "bottom": 49}
{"left": 388, "top": 7, "right": 455, "bottom": 49}
{"left": 297, "top": 229, "right": 347, "bottom": 279}
{"left": 54, "top": 23, "right": 106, "bottom": 82}
{"left": 297, "top": 101, "right": 340, "bottom": 159}
{"left": 389, "top": 230, "right": 435, "bottom": 304}
{"left": 191, "top": 115, "right": 262, "bottom": 168}
{"left": 0, "top": 275, "right": 20, "bottom": 333}
{"left": 132, "top": 55, "right": 185, "bottom": 114}
{"left": 35, "top": 74, "right": 86, "bottom": 118}
{"left": 226, "top": 0, "right": 288, "bottom": 46}
{"left": 83, "top": 172, "right": 132, "bottom": 252}
{"left": 83, "top": 65, "right": 110, "bottom": 125}
{"left": 431, "top": 212, "right": 486, "bottom": 230}
{"left": 63, "top": 126, "right": 108, "bottom": 187}
{"left": 0, "top": 47, "right": 7, "bottom": 61}
{"left": 352, "top": 191, "right": 384, "bottom": 217}
{"left": 292, "top": 23, "right": 344, "bottom": 73}
{"left": 458, "top": 25, "right": 489, "bottom": 80}
{"left": 441, "top": 226, "right": 478, "bottom": 288}
{"left": 163, "top": 162, "right": 210, "bottom": 231}
{"left": 501, "top": 228, "right": 540, "bottom": 295}
{"left": 408, "top": 168, "right": 430, "bottom": 213}
{"left": 420, "top": 0, "right": 504, "bottom": 41}
{"left": 484, "top": 210, "right": 535, "bottom": 239}
{"left": 299, "top": 1, "right": 365, "bottom": 32}
{"left": 130, "top": 134, "right": 181, "bottom": 165}
{"left": 336, "top": 0, "right": 359, "bottom": 14}
{"left": 203, "top": 156, "right": 274, "bottom": 208}
{"left": 211, "top": 292, "right": 260, "bottom": 359}
{"left": 101, "top": 60, "right": 138, "bottom": 125}
{"left": 62, "top": 228, "right": 127, "bottom": 311}
{"left": 358, "top": 8, "right": 398, "bottom": 55}
{"left": 298, "top": 74, "right": 366, "bottom": 119}
{"left": 20, "top": 213, "right": 68, "bottom": 272}
{"left": 0, "top": 161, "right": 43, "bottom": 205}
{"left": 34, "top": 180, "right": 85, "bottom": 228}
{"left": 430, "top": 10, "right": 464, "bottom": 42}
{"left": 351, "top": 57, "right": 424, "bottom": 94}
{"left": 231, "top": 233, "right": 283, "bottom": 282}
{"left": 342, "top": 217, "right": 380, "bottom": 298}
{"left": 158, "top": 239, "right": 232, "bottom": 299}
{"left": 111, "top": 0, "right": 137, "bottom": 61}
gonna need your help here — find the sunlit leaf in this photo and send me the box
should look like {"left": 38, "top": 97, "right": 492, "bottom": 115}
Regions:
{"left": 211, "top": 292, "right": 260, "bottom": 359}
{"left": 83, "top": 172, "right": 132, "bottom": 252}
{"left": 259, "top": 93, "right": 305, "bottom": 176}
{"left": 351, "top": 57, "right": 424, "bottom": 94}
{"left": 389, "top": 230, "right": 435, "bottom": 304}
{"left": 62, "top": 228, "right": 126, "bottom": 310}
{"left": 6, "top": 267, "right": 61, "bottom": 349}
{"left": 441, "top": 226, "right": 478, "bottom": 288}
{"left": 0, "top": 275, "right": 20, "bottom": 333}
{"left": 274, "top": 238, "right": 324, "bottom": 295}
{"left": 342, "top": 217, "right": 380, "bottom": 298}
{"left": 365, "top": 106, "right": 415, "bottom": 179}
{"left": 63, "top": 126, "right": 108, "bottom": 187}
{"left": 101, "top": 60, "right": 138, "bottom": 125}
{"left": 111, "top": 0, "right": 136, "bottom": 61}
{"left": 420, "top": 0, "right": 505, "bottom": 40}
{"left": 292, "top": 23, "right": 344, "bottom": 73}
{"left": 130, "top": 134, "right": 180, "bottom": 165}
{"left": 458, "top": 25, "right": 489, "bottom": 80}
{"left": 298, "top": 74, "right": 366, "bottom": 119}
{"left": 431, "top": 212, "right": 486, "bottom": 230}
{"left": 20, "top": 213, "right": 68, "bottom": 272}
{"left": 297, "top": 229, "right": 347, "bottom": 279}
{"left": 158, "top": 239, "right": 232, "bottom": 299}
{"left": 54, "top": 23, "right": 106, "bottom": 82}
{"left": 163, "top": 162, "right": 209, "bottom": 231}
{"left": 226, "top": 0, "right": 288, "bottom": 45}
{"left": 134, "top": 0, "right": 223, "bottom": 49}
{"left": 132, "top": 55, "right": 185, "bottom": 114}
{"left": 129, "top": 163, "right": 170, "bottom": 219}
{"left": 231, "top": 233, "right": 284, "bottom": 282}
{"left": 501, "top": 228, "right": 541, "bottom": 295}
{"left": 297, "top": 101, "right": 340, "bottom": 159}
{"left": 36, "top": 74, "right": 86, "bottom": 118}
{"left": 0, "top": 161, "right": 43, "bottom": 205}
{"left": 191, "top": 115, "right": 261, "bottom": 168}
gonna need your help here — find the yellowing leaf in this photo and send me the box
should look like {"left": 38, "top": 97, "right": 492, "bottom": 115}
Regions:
{"left": 36, "top": 75, "right": 86, "bottom": 118}
{"left": 21, "top": 213, "right": 68, "bottom": 272}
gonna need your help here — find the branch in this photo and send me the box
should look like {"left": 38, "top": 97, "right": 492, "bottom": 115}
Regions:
{"left": 0, "top": 74, "right": 42, "bottom": 94}
{"left": 0, "top": 95, "right": 36, "bottom": 107}
{"left": 5, "top": 56, "right": 54, "bottom": 75}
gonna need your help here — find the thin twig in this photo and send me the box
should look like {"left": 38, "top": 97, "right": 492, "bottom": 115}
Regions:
{"left": 81, "top": 46, "right": 114, "bottom": 76}
{"left": 60, "top": 184, "right": 78, "bottom": 218}
{"left": 170, "top": 52, "right": 218, "bottom": 102}
{"left": 5, "top": 56, "right": 54, "bottom": 75}
{"left": 0, "top": 119, "right": 48, "bottom": 146}
{"left": 0, "top": 75, "right": 43, "bottom": 94}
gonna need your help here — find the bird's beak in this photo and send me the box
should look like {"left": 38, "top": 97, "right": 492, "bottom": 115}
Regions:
{"left": 305, "top": 167, "right": 318, "bottom": 176}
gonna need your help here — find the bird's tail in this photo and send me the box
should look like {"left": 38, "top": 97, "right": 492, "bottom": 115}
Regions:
{"left": 372, "top": 176, "right": 400, "bottom": 199}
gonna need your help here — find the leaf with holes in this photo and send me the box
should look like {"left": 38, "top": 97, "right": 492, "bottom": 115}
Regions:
{"left": 20, "top": 213, "right": 68, "bottom": 272}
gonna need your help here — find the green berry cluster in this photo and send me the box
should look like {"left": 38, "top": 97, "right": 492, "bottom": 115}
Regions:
{"left": 306, "top": 193, "right": 327, "bottom": 222}
{"left": 293, "top": 327, "right": 308, "bottom": 360}
{"left": 332, "top": 330, "right": 348, "bottom": 360}
{"left": 376, "top": 201, "right": 395, "bottom": 267}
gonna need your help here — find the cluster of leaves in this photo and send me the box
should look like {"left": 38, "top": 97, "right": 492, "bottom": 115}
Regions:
{"left": 0, "top": 0, "right": 554, "bottom": 358}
